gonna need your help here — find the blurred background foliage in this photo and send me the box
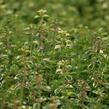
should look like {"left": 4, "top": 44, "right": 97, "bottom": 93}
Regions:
{"left": 0, "top": 0, "right": 109, "bottom": 30}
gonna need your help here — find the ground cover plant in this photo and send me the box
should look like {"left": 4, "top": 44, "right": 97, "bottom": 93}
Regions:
{"left": 0, "top": 0, "right": 109, "bottom": 109}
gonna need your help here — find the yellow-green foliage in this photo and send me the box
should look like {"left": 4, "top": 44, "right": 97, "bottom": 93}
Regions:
{"left": 0, "top": 0, "right": 109, "bottom": 109}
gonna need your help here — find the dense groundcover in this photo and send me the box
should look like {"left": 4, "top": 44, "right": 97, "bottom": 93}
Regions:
{"left": 0, "top": 0, "right": 109, "bottom": 109}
